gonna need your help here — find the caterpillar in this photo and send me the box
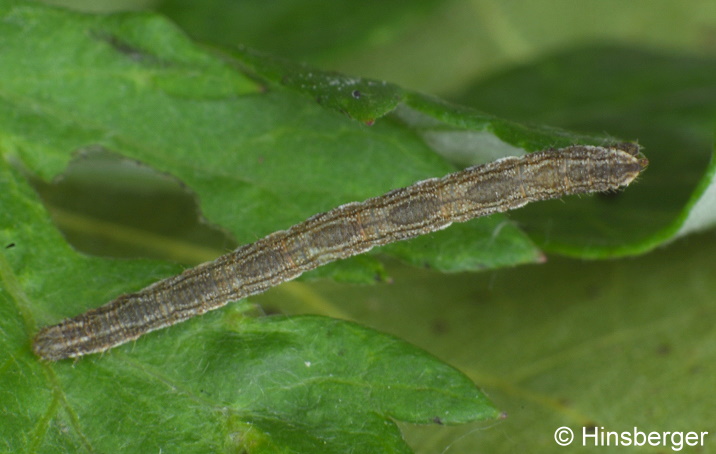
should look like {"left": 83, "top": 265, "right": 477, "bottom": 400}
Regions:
{"left": 33, "top": 143, "right": 647, "bottom": 361}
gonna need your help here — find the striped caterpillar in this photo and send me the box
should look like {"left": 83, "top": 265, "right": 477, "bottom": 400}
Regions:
{"left": 33, "top": 143, "right": 647, "bottom": 361}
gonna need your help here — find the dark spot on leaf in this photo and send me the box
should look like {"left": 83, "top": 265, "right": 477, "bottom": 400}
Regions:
{"left": 91, "top": 31, "right": 153, "bottom": 62}
{"left": 261, "top": 306, "right": 283, "bottom": 316}
{"left": 364, "top": 119, "right": 375, "bottom": 126}
{"left": 431, "top": 318, "right": 449, "bottom": 335}
{"left": 352, "top": 90, "right": 362, "bottom": 99}
{"left": 656, "top": 343, "right": 671, "bottom": 356}
{"left": 432, "top": 416, "right": 443, "bottom": 425}
{"left": 5, "top": 243, "right": 15, "bottom": 249}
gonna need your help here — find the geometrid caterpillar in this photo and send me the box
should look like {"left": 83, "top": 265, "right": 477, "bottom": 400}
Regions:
{"left": 33, "top": 143, "right": 648, "bottom": 361}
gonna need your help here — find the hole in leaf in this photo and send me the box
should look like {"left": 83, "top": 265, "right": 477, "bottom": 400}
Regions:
{"left": 30, "top": 147, "right": 236, "bottom": 265}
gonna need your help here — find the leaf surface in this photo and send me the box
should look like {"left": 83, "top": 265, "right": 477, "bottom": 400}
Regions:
{"left": 0, "top": 2, "right": 507, "bottom": 453}
{"left": 457, "top": 45, "right": 716, "bottom": 255}
{"left": 1, "top": 1, "right": 714, "bottom": 453}
{"left": 1, "top": 158, "right": 498, "bottom": 453}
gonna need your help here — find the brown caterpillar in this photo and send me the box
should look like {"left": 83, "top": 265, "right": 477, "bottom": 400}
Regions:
{"left": 33, "top": 143, "right": 648, "bottom": 361}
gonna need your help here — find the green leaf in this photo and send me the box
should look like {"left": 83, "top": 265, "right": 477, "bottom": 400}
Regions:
{"left": 2, "top": 1, "right": 713, "bottom": 453}
{"left": 110, "top": 2, "right": 716, "bottom": 453}
{"left": 1, "top": 159, "right": 498, "bottom": 452}
{"left": 0, "top": 0, "right": 557, "bottom": 281}
{"left": 291, "top": 230, "right": 716, "bottom": 453}
{"left": 0, "top": 2, "right": 504, "bottom": 453}
{"left": 456, "top": 45, "right": 716, "bottom": 256}
{"left": 234, "top": 45, "right": 405, "bottom": 124}
{"left": 156, "top": 0, "right": 445, "bottom": 61}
